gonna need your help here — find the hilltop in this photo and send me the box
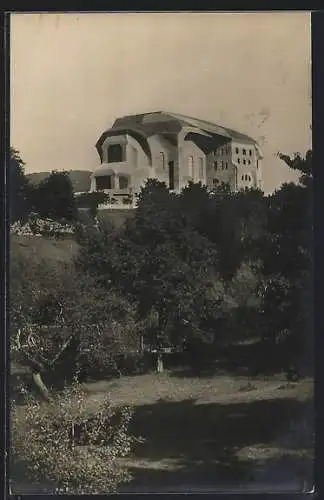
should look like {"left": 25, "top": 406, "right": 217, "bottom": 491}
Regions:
{"left": 27, "top": 170, "right": 93, "bottom": 193}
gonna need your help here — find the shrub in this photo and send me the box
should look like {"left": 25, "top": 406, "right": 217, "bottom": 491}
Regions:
{"left": 76, "top": 192, "right": 110, "bottom": 218}
{"left": 11, "top": 383, "right": 134, "bottom": 494}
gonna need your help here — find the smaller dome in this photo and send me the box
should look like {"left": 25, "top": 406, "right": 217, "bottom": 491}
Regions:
{"left": 93, "top": 165, "right": 116, "bottom": 177}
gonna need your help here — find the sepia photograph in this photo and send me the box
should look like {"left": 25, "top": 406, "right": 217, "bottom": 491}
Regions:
{"left": 9, "top": 11, "right": 313, "bottom": 494}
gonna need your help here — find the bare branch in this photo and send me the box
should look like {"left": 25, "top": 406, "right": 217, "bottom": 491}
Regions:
{"left": 48, "top": 333, "right": 76, "bottom": 367}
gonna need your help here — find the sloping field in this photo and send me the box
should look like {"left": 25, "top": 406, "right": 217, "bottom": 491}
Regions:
{"left": 10, "top": 234, "right": 79, "bottom": 265}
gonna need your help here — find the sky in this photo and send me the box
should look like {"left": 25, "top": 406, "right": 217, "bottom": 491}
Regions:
{"left": 11, "top": 12, "right": 312, "bottom": 194}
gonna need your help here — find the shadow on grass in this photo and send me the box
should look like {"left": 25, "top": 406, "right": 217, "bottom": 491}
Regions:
{"left": 168, "top": 339, "right": 313, "bottom": 380}
{"left": 122, "top": 396, "right": 313, "bottom": 491}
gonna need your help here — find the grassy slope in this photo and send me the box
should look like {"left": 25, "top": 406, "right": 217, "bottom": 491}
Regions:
{"left": 10, "top": 233, "right": 79, "bottom": 267}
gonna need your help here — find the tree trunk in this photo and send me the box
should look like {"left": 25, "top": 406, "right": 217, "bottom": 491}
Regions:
{"left": 32, "top": 371, "right": 51, "bottom": 401}
{"left": 157, "top": 353, "right": 164, "bottom": 373}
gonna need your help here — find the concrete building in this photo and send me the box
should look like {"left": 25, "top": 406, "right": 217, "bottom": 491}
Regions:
{"left": 90, "top": 111, "right": 263, "bottom": 208}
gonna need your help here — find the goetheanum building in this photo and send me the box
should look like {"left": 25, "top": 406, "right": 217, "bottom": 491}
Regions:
{"left": 90, "top": 111, "right": 263, "bottom": 208}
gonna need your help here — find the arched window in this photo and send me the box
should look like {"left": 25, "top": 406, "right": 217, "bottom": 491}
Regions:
{"left": 107, "top": 144, "right": 124, "bottom": 163}
{"left": 188, "top": 156, "right": 194, "bottom": 178}
{"left": 214, "top": 161, "right": 218, "bottom": 170}
{"left": 118, "top": 175, "right": 129, "bottom": 190}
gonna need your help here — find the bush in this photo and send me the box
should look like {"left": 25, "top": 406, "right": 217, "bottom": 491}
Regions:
{"left": 76, "top": 192, "right": 110, "bottom": 218}
{"left": 11, "top": 383, "right": 134, "bottom": 494}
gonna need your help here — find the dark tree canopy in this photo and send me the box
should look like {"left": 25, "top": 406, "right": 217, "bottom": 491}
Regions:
{"left": 30, "top": 170, "right": 78, "bottom": 221}
{"left": 9, "top": 147, "right": 32, "bottom": 222}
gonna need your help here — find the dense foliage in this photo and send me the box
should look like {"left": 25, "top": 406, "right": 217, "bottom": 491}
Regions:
{"left": 9, "top": 148, "right": 32, "bottom": 223}
{"left": 10, "top": 147, "right": 312, "bottom": 493}
{"left": 75, "top": 151, "right": 312, "bottom": 375}
{"left": 11, "top": 384, "right": 133, "bottom": 494}
{"left": 9, "top": 149, "right": 78, "bottom": 222}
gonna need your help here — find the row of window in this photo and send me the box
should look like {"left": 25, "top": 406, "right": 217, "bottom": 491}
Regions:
{"left": 238, "top": 158, "right": 252, "bottom": 165}
{"left": 242, "top": 174, "right": 252, "bottom": 182}
{"left": 96, "top": 173, "right": 130, "bottom": 191}
{"left": 236, "top": 147, "right": 253, "bottom": 156}
{"left": 213, "top": 175, "right": 253, "bottom": 187}
{"left": 215, "top": 147, "right": 254, "bottom": 156}
{"left": 214, "top": 161, "right": 228, "bottom": 170}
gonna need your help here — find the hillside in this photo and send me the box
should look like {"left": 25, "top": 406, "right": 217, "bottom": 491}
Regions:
{"left": 11, "top": 234, "right": 79, "bottom": 266}
{"left": 27, "top": 170, "right": 93, "bottom": 193}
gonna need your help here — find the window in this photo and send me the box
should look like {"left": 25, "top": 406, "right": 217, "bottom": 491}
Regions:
{"left": 199, "top": 158, "right": 204, "bottom": 179}
{"left": 96, "top": 175, "right": 113, "bottom": 190}
{"left": 248, "top": 159, "right": 251, "bottom": 165}
{"left": 214, "top": 161, "right": 218, "bottom": 170}
{"left": 133, "top": 147, "right": 138, "bottom": 168}
{"left": 213, "top": 178, "right": 219, "bottom": 185}
{"left": 160, "top": 152, "right": 165, "bottom": 170}
{"left": 188, "top": 156, "right": 194, "bottom": 178}
{"left": 118, "top": 175, "right": 129, "bottom": 190}
{"left": 238, "top": 158, "right": 241, "bottom": 164}
{"left": 249, "top": 149, "right": 252, "bottom": 156}
{"left": 235, "top": 147, "right": 239, "bottom": 154}
{"left": 245, "top": 174, "right": 248, "bottom": 181}
{"left": 107, "top": 144, "right": 124, "bottom": 163}
{"left": 225, "top": 162, "right": 228, "bottom": 170}
{"left": 249, "top": 175, "right": 252, "bottom": 182}
{"left": 241, "top": 175, "right": 244, "bottom": 181}
{"left": 242, "top": 148, "right": 246, "bottom": 155}
{"left": 221, "top": 161, "right": 224, "bottom": 169}
{"left": 243, "top": 159, "right": 246, "bottom": 165}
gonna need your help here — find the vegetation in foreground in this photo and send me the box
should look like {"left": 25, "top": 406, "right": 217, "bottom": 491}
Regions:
{"left": 9, "top": 146, "right": 313, "bottom": 493}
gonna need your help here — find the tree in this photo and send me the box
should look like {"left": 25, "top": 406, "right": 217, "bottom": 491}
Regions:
{"left": 9, "top": 147, "right": 32, "bottom": 222}
{"left": 30, "top": 170, "right": 78, "bottom": 221}
{"left": 258, "top": 150, "right": 313, "bottom": 374}
{"left": 11, "top": 235, "right": 140, "bottom": 398}
{"left": 75, "top": 180, "right": 228, "bottom": 373}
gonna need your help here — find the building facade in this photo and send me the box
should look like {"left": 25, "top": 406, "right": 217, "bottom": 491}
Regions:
{"left": 90, "top": 111, "right": 263, "bottom": 208}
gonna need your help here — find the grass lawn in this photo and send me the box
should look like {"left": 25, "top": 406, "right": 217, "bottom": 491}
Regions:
{"left": 81, "top": 371, "right": 314, "bottom": 492}
{"left": 10, "top": 234, "right": 79, "bottom": 264}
